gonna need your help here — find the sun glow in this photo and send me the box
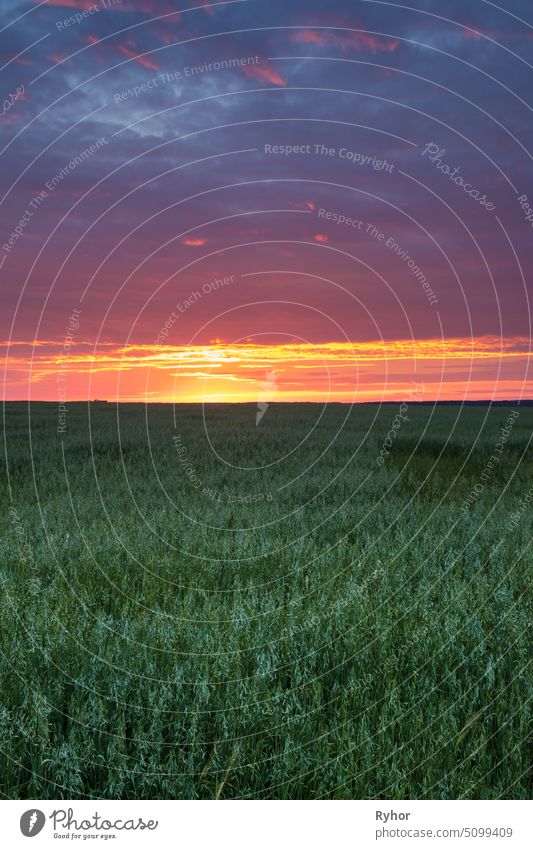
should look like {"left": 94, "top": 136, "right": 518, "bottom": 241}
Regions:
{"left": 3, "top": 336, "right": 531, "bottom": 402}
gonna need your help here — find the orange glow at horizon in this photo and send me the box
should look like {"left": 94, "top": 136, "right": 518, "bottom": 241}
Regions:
{"left": 2, "top": 336, "right": 531, "bottom": 402}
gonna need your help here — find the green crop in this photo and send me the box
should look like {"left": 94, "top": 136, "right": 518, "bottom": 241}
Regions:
{"left": 0, "top": 402, "right": 530, "bottom": 799}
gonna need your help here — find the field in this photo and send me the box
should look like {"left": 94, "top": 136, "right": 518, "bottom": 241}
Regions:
{"left": 0, "top": 401, "right": 531, "bottom": 799}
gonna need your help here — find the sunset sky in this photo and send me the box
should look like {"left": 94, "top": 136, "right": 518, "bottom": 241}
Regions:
{"left": 1, "top": 0, "right": 531, "bottom": 402}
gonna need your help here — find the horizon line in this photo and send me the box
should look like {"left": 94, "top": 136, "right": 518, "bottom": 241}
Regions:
{"left": 3, "top": 399, "right": 532, "bottom": 406}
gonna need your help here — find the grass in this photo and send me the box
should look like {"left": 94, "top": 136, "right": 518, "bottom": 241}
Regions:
{"left": 0, "top": 401, "right": 531, "bottom": 799}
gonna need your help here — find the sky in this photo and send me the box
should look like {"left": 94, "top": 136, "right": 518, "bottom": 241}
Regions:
{"left": 1, "top": 0, "right": 532, "bottom": 402}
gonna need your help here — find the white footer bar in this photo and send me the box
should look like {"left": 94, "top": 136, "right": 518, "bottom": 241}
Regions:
{"left": 2, "top": 799, "right": 530, "bottom": 849}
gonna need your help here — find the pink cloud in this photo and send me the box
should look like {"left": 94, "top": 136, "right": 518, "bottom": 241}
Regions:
{"left": 182, "top": 237, "right": 207, "bottom": 247}
{"left": 290, "top": 28, "right": 399, "bottom": 56}
{"left": 241, "top": 59, "right": 286, "bottom": 87}
{"left": 198, "top": 0, "right": 215, "bottom": 15}
{"left": 47, "top": 52, "right": 70, "bottom": 64}
{"left": 460, "top": 27, "right": 486, "bottom": 40}
{"left": 117, "top": 43, "right": 159, "bottom": 71}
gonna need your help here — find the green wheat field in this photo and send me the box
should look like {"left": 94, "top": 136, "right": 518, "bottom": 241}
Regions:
{"left": 1, "top": 402, "right": 531, "bottom": 799}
